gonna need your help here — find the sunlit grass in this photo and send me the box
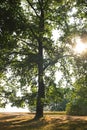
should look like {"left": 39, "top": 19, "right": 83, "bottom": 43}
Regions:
{"left": 44, "top": 111, "right": 66, "bottom": 115}
{"left": 0, "top": 112, "right": 87, "bottom": 130}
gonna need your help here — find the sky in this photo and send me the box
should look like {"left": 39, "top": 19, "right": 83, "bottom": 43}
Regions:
{"left": 0, "top": 104, "right": 29, "bottom": 112}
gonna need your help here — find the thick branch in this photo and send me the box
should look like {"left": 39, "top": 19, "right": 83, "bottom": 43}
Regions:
{"left": 13, "top": 7, "right": 39, "bottom": 43}
{"left": 43, "top": 54, "right": 74, "bottom": 71}
{"left": 16, "top": 37, "right": 38, "bottom": 48}
{"left": 26, "top": 0, "right": 40, "bottom": 17}
{"left": 28, "top": 25, "right": 40, "bottom": 43}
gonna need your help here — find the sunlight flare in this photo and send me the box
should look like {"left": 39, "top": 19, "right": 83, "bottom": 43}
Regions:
{"left": 74, "top": 37, "right": 87, "bottom": 54}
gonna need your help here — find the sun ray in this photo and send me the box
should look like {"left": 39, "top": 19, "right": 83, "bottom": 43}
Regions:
{"left": 74, "top": 37, "right": 87, "bottom": 54}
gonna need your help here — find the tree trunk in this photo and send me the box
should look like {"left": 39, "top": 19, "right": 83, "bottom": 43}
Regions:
{"left": 35, "top": 72, "right": 45, "bottom": 119}
{"left": 34, "top": 42, "right": 45, "bottom": 119}
{"left": 34, "top": 0, "right": 45, "bottom": 119}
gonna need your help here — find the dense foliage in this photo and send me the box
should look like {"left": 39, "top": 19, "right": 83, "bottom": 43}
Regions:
{"left": 66, "top": 76, "right": 87, "bottom": 115}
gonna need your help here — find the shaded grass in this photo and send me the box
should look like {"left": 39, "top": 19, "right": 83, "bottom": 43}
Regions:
{"left": 0, "top": 112, "right": 87, "bottom": 130}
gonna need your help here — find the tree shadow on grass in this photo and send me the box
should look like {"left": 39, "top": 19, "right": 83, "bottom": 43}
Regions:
{"left": 0, "top": 113, "right": 87, "bottom": 130}
{"left": 51, "top": 116, "right": 87, "bottom": 130}
{"left": 0, "top": 113, "right": 48, "bottom": 130}
{"left": 0, "top": 118, "right": 48, "bottom": 130}
{"left": 0, "top": 114, "right": 22, "bottom": 129}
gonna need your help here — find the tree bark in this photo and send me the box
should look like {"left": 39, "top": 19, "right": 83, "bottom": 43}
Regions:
{"left": 34, "top": 0, "right": 45, "bottom": 119}
{"left": 34, "top": 41, "right": 45, "bottom": 119}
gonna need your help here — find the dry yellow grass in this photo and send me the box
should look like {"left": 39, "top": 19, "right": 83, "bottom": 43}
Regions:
{"left": 0, "top": 112, "right": 87, "bottom": 130}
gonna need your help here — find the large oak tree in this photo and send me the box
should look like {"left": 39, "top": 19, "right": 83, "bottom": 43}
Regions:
{"left": 0, "top": 0, "right": 87, "bottom": 119}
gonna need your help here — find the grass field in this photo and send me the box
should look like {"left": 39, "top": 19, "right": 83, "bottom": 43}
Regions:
{"left": 0, "top": 112, "right": 87, "bottom": 130}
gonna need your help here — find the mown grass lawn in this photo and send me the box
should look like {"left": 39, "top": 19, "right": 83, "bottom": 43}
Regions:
{"left": 0, "top": 112, "right": 87, "bottom": 130}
